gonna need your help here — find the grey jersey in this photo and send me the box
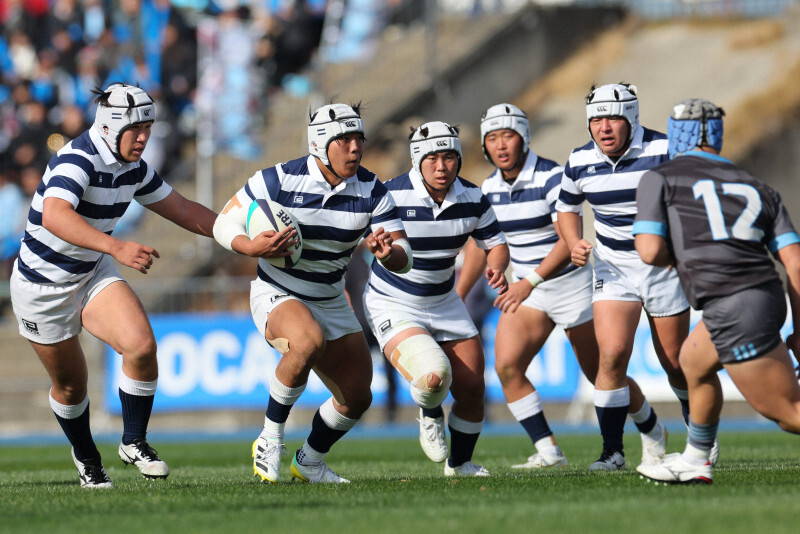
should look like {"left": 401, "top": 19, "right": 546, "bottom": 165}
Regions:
{"left": 633, "top": 151, "right": 800, "bottom": 309}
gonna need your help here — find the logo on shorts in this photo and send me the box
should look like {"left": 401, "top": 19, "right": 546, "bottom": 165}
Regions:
{"left": 270, "top": 294, "right": 290, "bottom": 304}
{"left": 379, "top": 319, "right": 392, "bottom": 335}
{"left": 594, "top": 279, "right": 604, "bottom": 292}
{"left": 22, "top": 319, "right": 39, "bottom": 335}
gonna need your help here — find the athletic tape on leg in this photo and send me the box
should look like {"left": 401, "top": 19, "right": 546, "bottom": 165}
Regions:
{"left": 390, "top": 335, "right": 452, "bottom": 409}
{"left": 267, "top": 337, "right": 290, "bottom": 354}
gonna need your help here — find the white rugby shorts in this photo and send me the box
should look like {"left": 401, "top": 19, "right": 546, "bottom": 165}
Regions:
{"left": 591, "top": 253, "right": 689, "bottom": 317}
{"left": 516, "top": 266, "right": 593, "bottom": 329}
{"left": 10, "top": 255, "right": 124, "bottom": 344}
{"left": 250, "top": 279, "right": 362, "bottom": 341}
{"left": 362, "top": 285, "right": 478, "bottom": 350}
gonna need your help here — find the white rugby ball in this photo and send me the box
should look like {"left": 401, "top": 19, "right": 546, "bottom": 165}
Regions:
{"left": 246, "top": 198, "right": 303, "bottom": 268}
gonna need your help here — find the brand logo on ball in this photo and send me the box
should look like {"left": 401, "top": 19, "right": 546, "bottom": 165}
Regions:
{"left": 276, "top": 209, "right": 293, "bottom": 226}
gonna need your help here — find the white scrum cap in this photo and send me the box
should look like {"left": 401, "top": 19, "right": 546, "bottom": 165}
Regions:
{"left": 585, "top": 83, "right": 639, "bottom": 141}
{"left": 308, "top": 103, "right": 364, "bottom": 165}
{"left": 409, "top": 121, "right": 462, "bottom": 174}
{"left": 93, "top": 83, "right": 155, "bottom": 156}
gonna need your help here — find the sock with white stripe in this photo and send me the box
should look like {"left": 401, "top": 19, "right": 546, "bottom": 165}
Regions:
{"left": 447, "top": 413, "right": 483, "bottom": 467}
{"left": 118, "top": 374, "right": 157, "bottom": 445}
{"left": 263, "top": 375, "right": 306, "bottom": 441}
{"left": 595, "top": 386, "right": 630, "bottom": 453}
{"left": 300, "top": 397, "right": 358, "bottom": 463}
{"left": 50, "top": 391, "right": 99, "bottom": 462}
{"left": 508, "top": 391, "right": 553, "bottom": 444}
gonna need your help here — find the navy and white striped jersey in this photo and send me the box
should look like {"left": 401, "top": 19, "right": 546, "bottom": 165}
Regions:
{"left": 368, "top": 168, "right": 506, "bottom": 305}
{"left": 232, "top": 155, "right": 404, "bottom": 301}
{"left": 556, "top": 126, "right": 669, "bottom": 263}
{"left": 481, "top": 150, "right": 577, "bottom": 281}
{"left": 16, "top": 128, "right": 171, "bottom": 284}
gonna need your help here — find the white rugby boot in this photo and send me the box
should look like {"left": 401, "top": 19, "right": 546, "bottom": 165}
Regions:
{"left": 637, "top": 452, "right": 712, "bottom": 485}
{"left": 444, "top": 461, "right": 490, "bottom": 477}
{"left": 709, "top": 438, "right": 720, "bottom": 467}
{"left": 640, "top": 422, "right": 668, "bottom": 466}
{"left": 418, "top": 409, "right": 448, "bottom": 463}
{"left": 588, "top": 450, "right": 626, "bottom": 471}
{"left": 512, "top": 449, "right": 568, "bottom": 469}
{"left": 252, "top": 436, "right": 286, "bottom": 484}
{"left": 118, "top": 439, "right": 170, "bottom": 479}
{"left": 290, "top": 451, "right": 350, "bottom": 484}
{"left": 72, "top": 448, "right": 113, "bottom": 489}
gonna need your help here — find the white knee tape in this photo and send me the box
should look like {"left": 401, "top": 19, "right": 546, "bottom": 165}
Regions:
{"left": 391, "top": 335, "right": 452, "bottom": 409}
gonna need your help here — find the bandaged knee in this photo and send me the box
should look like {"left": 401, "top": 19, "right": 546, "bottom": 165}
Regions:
{"left": 390, "top": 335, "right": 452, "bottom": 409}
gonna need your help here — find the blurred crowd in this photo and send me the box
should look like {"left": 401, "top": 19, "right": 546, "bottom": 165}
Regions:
{"left": 0, "top": 0, "right": 329, "bottom": 276}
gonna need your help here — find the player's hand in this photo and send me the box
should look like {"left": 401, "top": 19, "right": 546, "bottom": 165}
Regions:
{"left": 493, "top": 279, "right": 534, "bottom": 314}
{"left": 111, "top": 240, "right": 160, "bottom": 274}
{"left": 485, "top": 267, "right": 508, "bottom": 295}
{"left": 248, "top": 227, "right": 297, "bottom": 259}
{"left": 570, "top": 239, "right": 593, "bottom": 267}
{"left": 365, "top": 227, "right": 393, "bottom": 262}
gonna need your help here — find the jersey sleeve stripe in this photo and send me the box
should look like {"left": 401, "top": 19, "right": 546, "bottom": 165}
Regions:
{"left": 767, "top": 231, "right": 800, "bottom": 253}
{"left": 631, "top": 220, "right": 667, "bottom": 237}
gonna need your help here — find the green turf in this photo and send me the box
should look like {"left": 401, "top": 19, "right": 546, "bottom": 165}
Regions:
{"left": 1, "top": 431, "right": 799, "bottom": 533}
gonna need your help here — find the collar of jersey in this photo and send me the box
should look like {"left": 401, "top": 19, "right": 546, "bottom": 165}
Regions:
{"left": 592, "top": 124, "right": 644, "bottom": 163}
{"left": 677, "top": 150, "right": 732, "bottom": 164}
{"left": 408, "top": 167, "right": 465, "bottom": 208}
{"left": 490, "top": 150, "right": 538, "bottom": 188}
{"left": 89, "top": 127, "right": 123, "bottom": 167}
{"left": 306, "top": 154, "right": 357, "bottom": 192}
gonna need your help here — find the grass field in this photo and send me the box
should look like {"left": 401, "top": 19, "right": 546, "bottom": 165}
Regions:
{"left": 2, "top": 430, "right": 799, "bottom": 534}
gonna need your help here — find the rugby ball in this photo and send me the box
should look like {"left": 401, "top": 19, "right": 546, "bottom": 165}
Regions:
{"left": 246, "top": 199, "right": 303, "bottom": 268}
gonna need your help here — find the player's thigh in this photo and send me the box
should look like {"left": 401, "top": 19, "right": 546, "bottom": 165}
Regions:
{"left": 724, "top": 344, "right": 800, "bottom": 426}
{"left": 30, "top": 337, "right": 89, "bottom": 399}
{"left": 494, "top": 305, "right": 554, "bottom": 373}
{"left": 678, "top": 320, "right": 723, "bottom": 382}
{"left": 263, "top": 298, "right": 325, "bottom": 358}
{"left": 592, "top": 299, "right": 641, "bottom": 364}
{"left": 314, "top": 332, "right": 373, "bottom": 413}
{"left": 647, "top": 309, "right": 690, "bottom": 366}
{"left": 81, "top": 280, "right": 156, "bottom": 357}
{"left": 442, "top": 335, "right": 485, "bottom": 397}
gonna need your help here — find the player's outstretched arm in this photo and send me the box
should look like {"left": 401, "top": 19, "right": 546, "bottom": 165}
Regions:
{"left": 145, "top": 190, "right": 217, "bottom": 237}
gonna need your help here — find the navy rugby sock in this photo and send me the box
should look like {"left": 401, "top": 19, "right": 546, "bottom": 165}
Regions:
{"left": 53, "top": 403, "right": 100, "bottom": 462}
{"left": 119, "top": 389, "right": 154, "bottom": 445}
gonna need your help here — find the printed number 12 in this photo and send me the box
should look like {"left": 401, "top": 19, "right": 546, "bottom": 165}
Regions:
{"left": 692, "top": 180, "right": 764, "bottom": 241}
